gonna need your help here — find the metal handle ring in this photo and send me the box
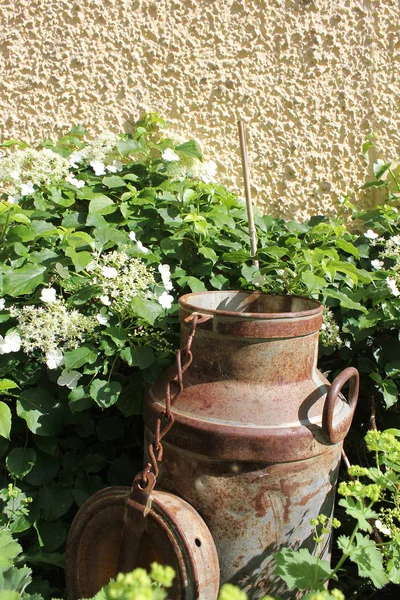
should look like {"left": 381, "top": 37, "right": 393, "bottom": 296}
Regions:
{"left": 322, "top": 367, "right": 359, "bottom": 444}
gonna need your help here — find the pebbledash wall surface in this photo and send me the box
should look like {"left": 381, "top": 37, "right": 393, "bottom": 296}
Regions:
{"left": 0, "top": 0, "right": 399, "bottom": 220}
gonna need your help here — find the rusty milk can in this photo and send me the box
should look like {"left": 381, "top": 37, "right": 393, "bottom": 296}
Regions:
{"left": 145, "top": 290, "right": 359, "bottom": 599}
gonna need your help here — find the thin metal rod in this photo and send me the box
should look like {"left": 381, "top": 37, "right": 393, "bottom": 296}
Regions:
{"left": 238, "top": 120, "right": 259, "bottom": 268}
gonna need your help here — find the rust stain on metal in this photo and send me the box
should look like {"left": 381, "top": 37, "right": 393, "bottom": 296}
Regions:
{"left": 146, "top": 291, "right": 359, "bottom": 599}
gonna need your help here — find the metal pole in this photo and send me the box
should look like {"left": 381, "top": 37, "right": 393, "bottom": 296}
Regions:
{"left": 238, "top": 120, "right": 259, "bottom": 269}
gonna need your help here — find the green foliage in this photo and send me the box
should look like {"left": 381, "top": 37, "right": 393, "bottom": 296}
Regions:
{"left": 1, "top": 118, "right": 400, "bottom": 596}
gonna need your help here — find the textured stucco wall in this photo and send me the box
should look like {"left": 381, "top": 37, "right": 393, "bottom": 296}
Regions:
{"left": 1, "top": 0, "right": 399, "bottom": 219}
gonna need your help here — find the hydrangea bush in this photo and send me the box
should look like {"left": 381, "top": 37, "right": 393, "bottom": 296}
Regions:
{"left": 0, "top": 116, "right": 400, "bottom": 597}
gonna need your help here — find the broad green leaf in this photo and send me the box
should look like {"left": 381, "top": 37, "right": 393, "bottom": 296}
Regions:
{"left": 64, "top": 248, "right": 93, "bottom": 273}
{"left": 3, "top": 264, "right": 46, "bottom": 297}
{"left": 34, "top": 518, "right": 68, "bottom": 552}
{"left": 90, "top": 380, "right": 122, "bottom": 409}
{"left": 210, "top": 274, "right": 230, "bottom": 290}
{"left": 301, "top": 270, "right": 328, "bottom": 292}
{"left": 274, "top": 547, "right": 333, "bottom": 591}
{"left": 66, "top": 231, "right": 95, "bottom": 250}
{"left": 336, "top": 239, "right": 360, "bottom": 258}
{"left": 323, "top": 289, "right": 368, "bottom": 313}
{"left": 117, "top": 138, "right": 140, "bottom": 157}
{"left": 16, "top": 388, "right": 62, "bottom": 436}
{"left": 175, "top": 140, "right": 202, "bottom": 160}
{"left": 338, "top": 533, "right": 389, "bottom": 588}
{"left": 6, "top": 448, "right": 36, "bottom": 478}
{"left": 0, "top": 402, "right": 11, "bottom": 440}
{"left": 103, "top": 327, "right": 128, "bottom": 348}
{"left": 39, "top": 486, "right": 74, "bottom": 521}
{"left": 0, "top": 379, "right": 18, "bottom": 391}
{"left": 186, "top": 276, "right": 207, "bottom": 292}
{"left": 198, "top": 246, "right": 218, "bottom": 264}
{"left": 338, "top": 497, "right": 377, "bottom": 532}
{"left": 382, "top": 379, "right": 398, "bottom": 408}
{"left": 120, "top": 345, "right": 155, "bottom": 369}
{"left": 0, "top": 529, "right": 21, "bottom": 568}
{"left": 385, "top": 361, "right": 400, "bottom": 377}
{"left": 88, "top": 195, "right": 116, "bottom": 215}
{"left": 221, "top": 250, "right": 251, "bottom": 264}
{"left": 0, "top": 565, "right": 31, "bottom": 594}
{"left": 68, "top": 284, "right": 102, "bottom": 305}
{"left": 130, "top": 296, "right": 163, "bottom": 324}
{"left": 102, "top": 176, "right": 126, "bottom": 188}
{"left": 64, "top": 346, "right": 98, "bottom": 371}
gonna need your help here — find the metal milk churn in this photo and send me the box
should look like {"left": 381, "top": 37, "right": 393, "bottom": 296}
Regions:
{"left": 145, "top": 291, "right": 359, "bottom": 599}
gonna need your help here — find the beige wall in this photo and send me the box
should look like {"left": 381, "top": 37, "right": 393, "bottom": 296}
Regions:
{"left": 1, "top": 0, "right": 399, "bottom": 219}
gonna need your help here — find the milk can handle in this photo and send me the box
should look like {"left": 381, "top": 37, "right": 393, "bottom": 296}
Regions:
{"left": 322, "top": 367, "right": 359, "bottom": 445}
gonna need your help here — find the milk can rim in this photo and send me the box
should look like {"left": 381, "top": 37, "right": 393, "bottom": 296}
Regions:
{"left": 179, "top": 291, "right": 323, "bottom": 320}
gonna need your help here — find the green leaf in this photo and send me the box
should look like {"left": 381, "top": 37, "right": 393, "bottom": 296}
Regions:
{"left": 3, "top": 264, "right": 46, "bottom": 297}
{"left": 6, "top": 448, "right": 36, "bottom": 478}
{"left": 0, "top": 402, "right": 11, "bottom": 440}
{"left": 64, "top": 248, "right": 93, "bottom": 273}
{"left": 38, "top": 486, "right": 74, "bottom": 521}
{"left": 103, "top": 327, "right": 128, "bottom": 348}
{"left": 336, "top": 239, "right": 360, "bottom": 258}
{"left": 64, "top": 346, "right": 98, "bottom": 371}
{"left": 117, "top": 138, "right": 140, "bottom": 157}
{"left": 186, "top": 276, "right": 207, "bottom": 292}
{"left": 0, "top": 565, "right": 31, "bottom": 594}
{"left": 130, "top": 296, "right": 163, "bottom": 325}
{"left": 198, "top": 246, "right": 218, "bottom": 264}
{"left": 89, "top": 380, "right": 122, "bottom": 409}
{"left": 16, "top": 388, "right": 62, "bottom": 436}
{"left": 338, "top": 532, "right": 389, "bottom": 588}
{"left": 120, "top": 345, "right": 155, "bottom": 369}
{"left": 88, "top": 195, "right": 116, "bottom": 215}
{"left": 382, "top": 379, "right": 398, "bottom": 409}
{"left": 338, "top": 497, "right": 377, "bottom": 532}
{"left": 175, "top": 140, "right": 202, "bottom": 160}
{"left": 385, "top": 361, "right": 400, "bottom": 377}
{"left": 373, "top": 159, "right": 391, "bottom": 179}
{"left": 301, "top": 270, "right": 328, "bottom": 292}
{"left": 210, "top": 274, "right": 230, "bottom": 290}
{"left": 0, "top": 529, "right": 22, "bottom": 568}
{"left": 323, "top": 288, "right": 368, "bottom": 313}
{"left": 102, "top": 176, "right": 126, "bottom": 188}
{"left": 274, "top": 547, "right": 333, "bottom": 591}
{"left": 0, "top": 379, "right": 19, "bottom": 392}
{"left": 34, "top": 518, "right": 68, "bottom": 552}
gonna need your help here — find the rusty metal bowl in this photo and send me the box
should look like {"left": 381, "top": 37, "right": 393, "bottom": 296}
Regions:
{"left": 65, "top": 484, "right": 220, "bottom": 600}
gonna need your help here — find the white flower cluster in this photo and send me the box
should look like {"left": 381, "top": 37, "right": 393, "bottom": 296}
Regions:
{"left": 10, "top": 294, "right": 98, "bottom": 366}
{"left": 380, "top": 235, "right": 400, "bottom": 297}
{"left": 166, "top": 152, "right": 218, "bottom": 185}
{"left": 69, "top": 131, "right": 120, "bottom": 167}
{"left": 320, "top": 308, "right": 342, "bottom": 348}
{"left": 0, "top": 147, "right": 70, "bottom": 197}
{"left": 91, "top": 250, "right": 174, "bottom": 317}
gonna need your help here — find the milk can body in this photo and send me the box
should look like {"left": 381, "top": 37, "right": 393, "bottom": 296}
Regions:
{"left": 145, "top": 291, "right": 358, "bottom": 599}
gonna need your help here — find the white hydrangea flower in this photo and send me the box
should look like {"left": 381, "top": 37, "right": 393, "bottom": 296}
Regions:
{"left": 40, "top": 287, "right": 57, "bottom": 304}
{"left": 6, "top": 195, "right": 18, "bottom": 204}
{"left": 101, "top": 266, "right": 118, "bottom": 279}
{"left": 46, "top": 349, "right": 64, "bottom": 370}
{"left": 375, "top": 519, "right": 391, "bottom": 536}
{"left": 158, "top": 291, "right": 174, "bottom": 309}
{"left": 66, "top": 174, "right": 85, "bottom": 188}
{"left": 364, "top": 229, "right": 379, "bottom": 240}
{"left": 386, "top": 276, "right": 400, "bottom": 297}
{"left": 96, "top": 312, "right": 109, "bottom": 326}
{"left": 100, "top": 295, "right": 111, "bottom": 306}
{"left": 371, "top": 259, "right": 384, "bottom": 270}
{"left": 129, "top": 231, "right": 136, "bottom": 241}
{"left": 10, "top": 169, "right": 20, "bottom": 181}
{"left": 106, "top": 160, "right": 123, "bottom": 173}
{"left": 201, "top": 160, "right": 218, "bottom": 184}
{"left": 57, "top": 369, "right": 82, "bottom": 389}
{"left": 0, "top": 333, "right": 21, "bottom": 354}
{"left": 158, "top": 264, "right": 173, "bottom": 291}
{"left": 86, "top": 261, "right": 97, "bottom": 272}
{"left": 0, "top": 299, "right": 5, "bottom": 310}
{"left": 136, "top": 240, "right": 149, "bottom": 254}
{"left": 90, "top": 160, "right": 106, "bottom": 176}
{"left": 20, "top": 182, "right": 35, "bottom": 196}
{"left": 68, "top": 151, "right": 83, "bottom": 168}
{"left": 162, "top": 148, "right": 180, "bottom": 162}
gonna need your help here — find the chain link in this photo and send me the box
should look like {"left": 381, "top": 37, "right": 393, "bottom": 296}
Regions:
{"left": 140, "top": 313, "right": 199, "bottom": 489}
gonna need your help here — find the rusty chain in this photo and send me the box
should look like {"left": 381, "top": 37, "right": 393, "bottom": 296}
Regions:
{"left": 139, "top": 313, "right": 200, "bottom": 493}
